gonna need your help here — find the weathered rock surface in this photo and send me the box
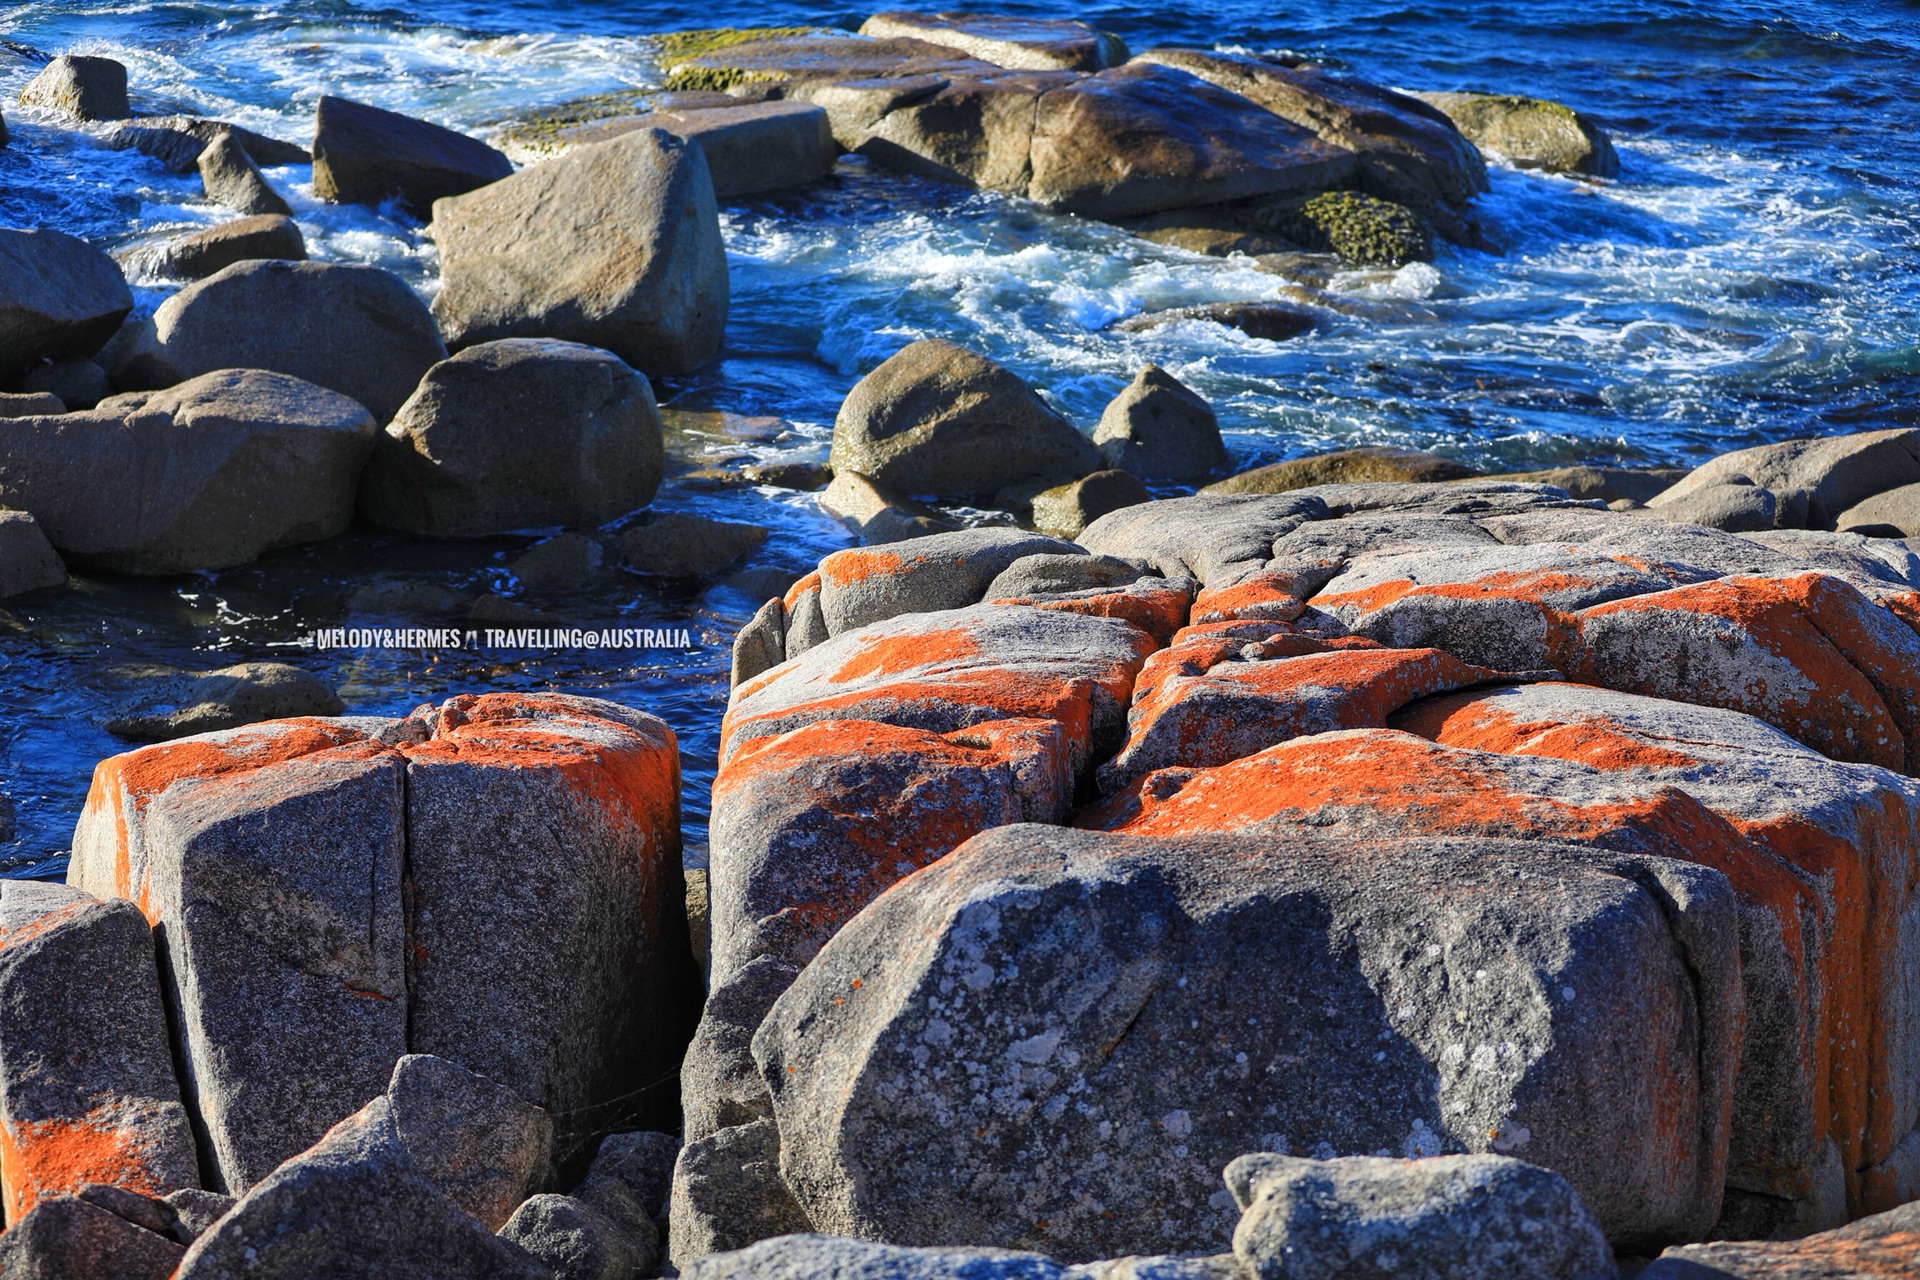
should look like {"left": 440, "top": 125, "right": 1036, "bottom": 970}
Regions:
{"left": 1644, "top": 1199, "right": 1920, "bottom": 1278}
{"left": 1030, "top": 470, "right": 1151, "bottom": 538}
{"left": 0, "top": 1193, "right": 186, "bottom": 1279}
{"left": 858, "top": 12, "right": 1128, "bottom": 72}
{"left": 197, "top": 131, "right": 291, "bottom": 216}
{"left": 0, "top": 508, "right": 67, "bottom": 597}
{"left": 819, "top": 469, "right": 960, "bottom": 543}
{"left": 1227, "top": 1152, "right": 1615, "bottom": 1280}
{"left": 149, "top": 214, "right": 306, "bottom": 280}
{"left": 105, "top": 662, "right": 343, "bottom": 741}
{"left": 1490, "top": 464, "right": 1687, "bottom": 505}
{"left": 1130, "top": 49, "right": 1488, "bottom": 241}
{"left": 1205, "top": 447, "right": 1477, "bottom": 494}
{"left": 173, "top": 1056, "right": 553, "bottom": 1279}
{"left": 1093, "top": 365, "right": 1226, "bottom": 482}
{"left": 500, "top": 1193, "right": 648, "bottom": 1280}
{"left": 18, "top": 358, "right": 109, "bottom": 411}
{"left": 69, "top": 693, "right": 695, "bottom": 1194}
{"left": 101, "top": 115, "right": 310, "bottom": 174}
{"left": 312, "top": 94, "right": 514, "bottom": 215}
{"left": 621, "top": 512, "right": 768, "bottom": 577}
{"left": 1409, "top": 90, "right": 1619, "bottom": 178}
{"left": 18, "top": 55, "right": 128, "bottom": 122}
{"left": 1649, "top": 428, "right": 1920, "bottom": 531}
{"left": 1643, "top": 475, "right": 1777, "bottom": 532}
{"left": 830, "top": 340, "right": 1100, "bottom": 500}
{"left": 0, "top": 882, "right": 200, "bottom": 1221}
{"left": 358, "top": 338, "right": 663, "bottom": 536}
{"left": 430, "top": 128, "right": 727, "bottom": 377}
{"left": 0, "top": 368, "right": 376, "bottom": 574}
{"left": 385, "top": 1053, "right": 552, "bottom": 1231}
{"left": 1838, "top": 481, "right": 1920, "bottom": 538}
{"left": 152, "top": 259, "right": 448, "bottom": 423}
{"left": 0, "top": 391, "right": 65, "bottom": 418}
{"left": 670, "top": 1117, "right": 811, "bottom": 1261}
{"left": 814, "top": 527, "right": 1082, "bottom": 635}
{"left": 578, "top": 100, "right": 836, "bottom": 197}
{"left": 757, "top": 823, "right": 1738, "bottom": 1258}
{"left": 0, "top": 228, "right": 134, "bottom": 383}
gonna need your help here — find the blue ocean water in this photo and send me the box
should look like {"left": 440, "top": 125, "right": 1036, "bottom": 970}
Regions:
{"left": 0, "top": 0, "right": 1914, "bottom": 874}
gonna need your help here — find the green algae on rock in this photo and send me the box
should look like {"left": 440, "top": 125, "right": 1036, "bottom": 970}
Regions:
{"left": 656, "top": 27, "right": 834, "bottom": 92}
{"left": 1261, "top": 190, "right": 1434, "bottom": 266}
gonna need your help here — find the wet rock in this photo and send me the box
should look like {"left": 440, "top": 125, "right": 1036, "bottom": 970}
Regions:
{"left": 348, "top": 578, "right": 474, "bottom": 616}
{"left": 1409, "top": 90, "right": 1619, "bottom": 178}
{"left": 312, "top": 94, "right": 514, "bottom": 216}
{"left": 742, "top": 460, "right": 830, "bottom": 490}
{"left": 757, "top": 823, "right": 1738, "bottom": 1258}
{"left": 152, "top": 259, "right": 449, "bottom": 423}
{"left": 814, "top": 526, "right": 1082, "bottom": 634}
{"left": 386, "top": 1053, "right": 552, "bottom": 1231}
{"left": 858, "top": 12, "right": 1128, "bottom": 72}
{"left": 1206, "top": 447, "right": 1477, "bottom": 494}
{"left": 0, "top": 368, "right": 376, "bottom": 574}
{"left": 0, "top": 1194, "right": 186, "bottom": 1280}
{"left": 469, "top": 592, "right": 566, "bottom": 626}
{"left": 0, "top": 368, "right": 376, "bottom": 571}
{"left": 620, "top": 512, "right": 768, "bottom": 577}
{"left": 1112, "top": 302, "right": 1317, "bottom": 342}
{"left": 19, "top": 355, "right": 111, "bottom": 409}
{"left": 0, "top": 390, "right": 64, "bottom": 417}
{"left": 18, "top": 54, "right": 128, "bottom": 122}
{"left": 831, "top": 339, "right": 1100, "bottom": 501}
{"left": 1643, "top": 1200, "right": 1920, "bottom": 1278}
{"left": 101, "top": 115, "right": 310, "bottom": 173}
{"left": 1837, "top": 481, "right": 1920, "bottom": 538}
{"left": 585, "top": 100, "right": 836, "bottom": 197}
{"left": 983, "top": 551, "right": 1146, "bottom": 600}
{"left": 358, "top": 338, "right": 663, "bottom": 536}
{"left": 1227, "top": 1152, "right": 1615, "bottom": 1280}
{"left": 1026, "top": 64, "right": 1355, "bottom": 221}
{"left": 0, "top": 228, "right": 134, "bottom": 383}
{"left": 819, "top": 469, "right": 960, "bottom": 543}
{"left": 1648, "top": 427, "right": 1920, "bottom": 531}
{"left": 3, "top": 512, "right": 102, "bottom": 603}
{"left": 1093, "top": 365, "right": 1227, "bottom": 482}
{"left": 197, "top": 130, "right": 291, "bottom": 216}
{"left": 173, "top": 1058, "right": 554, "bottom": 1280}
{"left": 105, "top": 661, "right": 344, "bottom": 741}
{"left": 668, "top": 1118, "right": 811, "bottom": 1262}
{"left": 500, "top": 1194, "right": 649, "bottom": 1280}
{"left": 1130, "top": 210, "right": 1303, "bottom": 257}
{"left": 1031, "top": 469, "right": 1152, "bottom": 538}
{"left": 1132, "top": 49, "right": 1487, "bottom": 241}
{"left": 431, "top": 128, "right": 727, "bottom": 378}
{"left": 509, "top": 532, "right": 614, "bottom": 592}
{"left": 1261, "top": 190, "right": 1433, "bottom": 266}
{"left": 147, "top": 214, "right": 303, "bottom": 280}
{"left": 1643, "top": 475, "right": 1777, "bottom": 532}
{"left": 0, "top": 882, "right": 200, "bottom": 1219}
{"left": 1489, "top": 465, "right": 1687, "bottom": 505}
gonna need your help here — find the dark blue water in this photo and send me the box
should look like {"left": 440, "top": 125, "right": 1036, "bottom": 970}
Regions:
{"left": 0, "top": 0, "right": 1915, "bottom": 874}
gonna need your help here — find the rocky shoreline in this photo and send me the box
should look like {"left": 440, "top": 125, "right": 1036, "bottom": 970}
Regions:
{"left": 2, "top": 10, "right": 1919, "bottom": 1280}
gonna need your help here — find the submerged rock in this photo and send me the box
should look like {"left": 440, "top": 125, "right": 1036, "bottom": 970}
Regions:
{"left": 312, "top": 94, "right": 514, "bottom": 216}
{"left": 105, "top": 662, "right": 343, "bottom": 741}
{"left": 152, "top": 259, "right": 449, "bottom": 424}
{"left": 0, "top": 227, "right": 133, "bottom": 383}
{"left": 830, "top": 339, "right": 1099, "bottom": 500}
{"left": 1112, "top": 302, "right": 1317, "bottom": 342}
{"left": 358, "top": 338, "right": 663, "bottom": 536}
{"left": 19, "top": 54, "right": 128, "bottom": 121}
{"left": 431, "top": 128, "right": 728, "bottom": 377}
{"left": 620, "top": 512, "right": 769, "bottom": 577}
{"left": 1410, "top": 90, "right": 1619, "bottom": 178}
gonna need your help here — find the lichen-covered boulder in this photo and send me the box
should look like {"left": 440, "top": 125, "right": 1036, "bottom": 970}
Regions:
{"left": 430, "top": 128, "right": 727, "bottom": 378}
{"left": 152, "top": 259, "right": 449, "bottom": 424}
{"left": 0, "top": 369, "right": 378, "bottom": 574}
{"left": 1644, "top": 1199, "right": 1920, "bottom": 1279}
{"left": 814, "top": 527, "right": 1083, "bottom": 635}
{"left": 0, "top": 882, "right": 199, "bottom": 1221}
{"left": 1408, "top": 90, "right": 1619, "bottom": 178}
{"left": 0, "top": 228, "right": 133, "bottom": 383}
{"left": 755, "top": 823, "right": 1740, "bottom": 1257}
{"left": 829, "top": 340, "right": 1100, "bottom": 501}
{"left": 357, "top": 338, "right": 663, "bottom": 536}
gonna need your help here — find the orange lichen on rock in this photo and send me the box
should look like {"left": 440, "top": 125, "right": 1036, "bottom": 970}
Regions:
{"left": 783, "top": 571, "right": 823, "bottom": 609}
{"left": 818, "top": 548, "right": 907, "bottom": 586}
{"left": 0, "top": 1109, "right": 173, "bottom": 1221}
{"left": 1191, "top": 569, "right": 1313, "bottom": 624}
{"left": 994, "top": 581, "right": 1192, "bottom": 646}
{"left": 1396, "top": 689, "right": 1702, "bottom": 772}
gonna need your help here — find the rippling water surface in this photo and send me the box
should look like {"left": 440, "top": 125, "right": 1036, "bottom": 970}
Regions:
{"left": 0, "top": 0, "right": 1914, "bottom": 874}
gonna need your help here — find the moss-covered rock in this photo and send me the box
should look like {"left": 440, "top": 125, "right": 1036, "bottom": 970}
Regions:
{"left": 1409, "top": 90, "right": 1619, "bottom": 178}
{"left": 656, "top": 27, "right": 830, "bottom": 92}
{"left": 1258, "top": 191, "right": 1433, "bottom": 267}
{"left": 489, "top": 89, "right": 657, "bottom": 161}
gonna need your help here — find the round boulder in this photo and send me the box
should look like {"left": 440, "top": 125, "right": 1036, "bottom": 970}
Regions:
{"left": 1092, "top": 365, "right": 1226, "bottom": 482}
{"left": 152, "top": 260, "right": 448, "bottom": 423}
{"left": 358, "top": 339, "right": 663, "bottom": 537}
{"left": 829, "top": 339, "right": 1100, "bottom": 501}
{"left": 18, "top": 55, "right": 128, "bottom": 122}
